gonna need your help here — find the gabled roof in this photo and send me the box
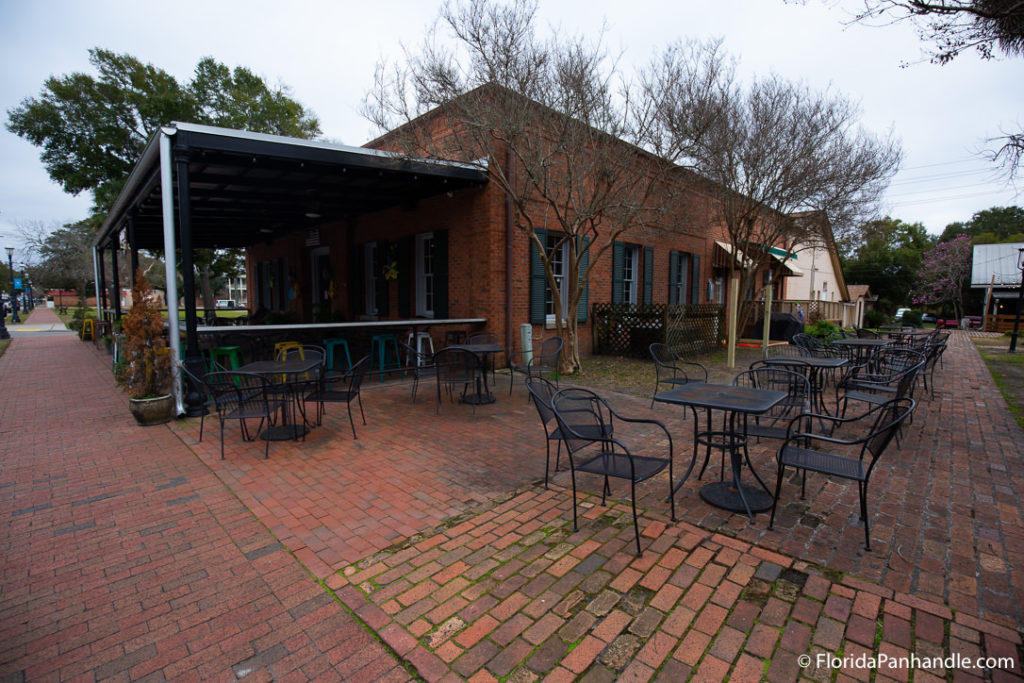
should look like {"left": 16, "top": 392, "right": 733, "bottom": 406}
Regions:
{"left": 95, "top": 122, "right": 488, "bottom": 250}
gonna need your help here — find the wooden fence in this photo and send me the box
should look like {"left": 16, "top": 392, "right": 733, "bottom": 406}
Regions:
{"left": 592, "top": 303, "right": 726, "bottom": 358}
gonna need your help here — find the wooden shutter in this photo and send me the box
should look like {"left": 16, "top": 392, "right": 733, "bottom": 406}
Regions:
{"left": 529, "top": 229, "right": 548, "bottom": 324}
{"left": 611, "top": 241, "right": 625, "bottom": 304}
{"left": 577, "top": 236, "right": 590, "bottom": 322}
{"left": 643, "top": 246, "right": 654, "bottom": 304}
{"left": 668, "top": 251, "right": 680, "bottom": 304}
{"left": 397, "top": 236, "right": 412, "bottom": 318}
{"left": 433, "top": 231, "right": 448, "bottom": 319}
{"left": 690, "top": 253, "right": 701, "bottom": 305}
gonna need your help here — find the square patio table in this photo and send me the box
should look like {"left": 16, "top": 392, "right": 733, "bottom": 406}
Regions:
{"left": 655, "top": 383, "right": 786, "bottom": 521}
{"left": 830, "top": 337, "right": 893, "bottom": 365}
{"left": 239, "top": 358, "right": 321, "bottom": 441}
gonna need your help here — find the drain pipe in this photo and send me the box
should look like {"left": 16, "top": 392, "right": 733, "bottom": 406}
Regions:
{"left": 159, "top": 128, "right": 183, "bottom": 415}
{"left": 504, "top": 150, "right": 515, "bottom": 355}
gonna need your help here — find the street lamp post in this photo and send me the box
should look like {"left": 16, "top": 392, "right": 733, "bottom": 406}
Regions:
{"left": 5, "top": 247, "right": 18, "bottom": 325}
{"left": 1010, "top": 248, "right": 1024, "bottom": 353}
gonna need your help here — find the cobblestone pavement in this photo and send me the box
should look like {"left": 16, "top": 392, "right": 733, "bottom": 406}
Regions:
{"left": 2, "top": 308, "right": 1021, "bottom": 680}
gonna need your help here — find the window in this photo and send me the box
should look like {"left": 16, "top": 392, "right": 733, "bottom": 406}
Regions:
{"left": 529, "top": 230, "right": 589, "bottom": 325}
{"left": 669, "top": 251, "right": 690, "bottom": 304}
{"left": 364, "top": 242, "right": 378, "bottom": 315}
{"left": 415, "top": 233, "right": 435, "bottom": 317}
{"left": 622, "top": 245, "right": 639, "bottom": 304}
{"left": 545, "top": 234, "right": 570, "bottom": 320}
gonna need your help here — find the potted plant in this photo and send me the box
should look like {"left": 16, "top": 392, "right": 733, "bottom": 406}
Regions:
{"left": 116, "top": 269, "right": 174, "bottom": 426}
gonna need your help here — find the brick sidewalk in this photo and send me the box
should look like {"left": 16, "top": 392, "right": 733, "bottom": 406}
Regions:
{"left": 2, "top": 309, "right": 1022, "bottom": 680}
{"left": 0, "top": 308, "right": 410, "bottom": 681}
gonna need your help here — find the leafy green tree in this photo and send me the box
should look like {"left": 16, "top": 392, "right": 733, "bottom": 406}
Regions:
{"left": 7, "top": 48, "right": 321, "bottom": 311}
{"left": 939, "top": 205, "right": 1024, "bottom": 242}
{"left": 842, "top": 217, "right": 934, "bottom": 310}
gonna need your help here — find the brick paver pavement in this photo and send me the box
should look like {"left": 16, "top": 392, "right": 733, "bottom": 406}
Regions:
{"left": 2, "top": 308, "right": 1022, "bottom": 681}
{"left": 0, "top": 308, "right": 410, "bottom": 681}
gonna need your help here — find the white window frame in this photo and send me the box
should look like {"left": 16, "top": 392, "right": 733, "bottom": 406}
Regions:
{"left": 623, "top": 245, "right": 639, "bottom": 304}
{"left": 364, "top": 242, "right": 377, "bottom": 316}
{"left": 415, "top": 232, "right": 435, "bottom": 318}
{"left": 545, "top": 234, "right": 570, "bottom": 323}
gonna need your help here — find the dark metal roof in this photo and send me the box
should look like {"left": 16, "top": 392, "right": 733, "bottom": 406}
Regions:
{"left": 96, "top": 122, "right": 488, "bottom": 250}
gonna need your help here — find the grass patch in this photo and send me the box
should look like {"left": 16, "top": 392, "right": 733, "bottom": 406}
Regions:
{"left": 0, "top": 338, "right": 9, "bottom": 359}
{"left": 974, "top": 337, "right": 1024, "bottom": 430}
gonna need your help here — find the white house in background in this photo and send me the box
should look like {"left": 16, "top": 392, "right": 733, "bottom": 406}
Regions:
{"left": 785, "top": 213, "right": 848, "bottom": 303}
{"left": 225, "top": 274, "right": 248, "bottom": 308}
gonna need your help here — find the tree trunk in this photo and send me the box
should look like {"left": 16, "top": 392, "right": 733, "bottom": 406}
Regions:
{"left": 198, "top": 263, "right": 216, "bottom": 319}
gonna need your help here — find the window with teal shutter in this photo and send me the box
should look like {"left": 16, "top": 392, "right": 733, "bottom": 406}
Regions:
{"left": 690, "top": 253, "right": 701, "bottom": 304}
{"left": 611, "top": 241, "right": 625, "bottom": 304}
{"left": 529, "top": 229, "right": 548, "bottom": 324}
{"left": 577, "top": 236, "right": 590, "bottom": 322}
{"left": 643, "top": 246, "right": 654, "bottom": 304}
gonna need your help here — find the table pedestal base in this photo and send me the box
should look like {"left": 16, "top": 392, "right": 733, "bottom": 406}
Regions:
{"left": 261, "top": 424, "right": 309, "bottom": 441}
{"left": 461, "top": 393, "right": 496, "bottom": 405}
{"left": 700, "top": 482, "right": 773, "bottom": 514}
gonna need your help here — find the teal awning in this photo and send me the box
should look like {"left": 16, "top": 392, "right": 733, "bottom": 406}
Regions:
{"left": 767, "top": 246, "right": 797, "bottom": 260}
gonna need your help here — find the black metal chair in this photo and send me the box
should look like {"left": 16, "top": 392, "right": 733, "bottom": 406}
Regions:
{"left": 732, "top": 367, "right": 812, "bottom": 443}
{"left": 434, "top": 347, "right": 480, "bottom": 415}
{"left": 303, "top": 355, "right": 369, "bottom": 438}
{"left": 921, "top": 336, "right": 947, "bottom": 398}
{"left": 551, "top": 387, "right": 675, "bottom": 556}
{"left": 769, "top": 398, "right": 916, "bottom": 550}
{"left": 649, "top": 343, "right": 708, "bottom": 408}
{"left": 524, "top": 377, "right": 566, "bottom": 488}
{"left": 399, "top": 341, "right": 437, "bottom": 404}
{"left": 855, "top": 328, "right": 880, "bottom": 339}
{"left": 509, "top": 336, "right": 564, "bottom": 396}
{"left": 277, "top": 344, "right": 326, "bottom": 431}
{"left": 180, "top": 358, "right": 218, "bottom": 443}
{"left": 205, "top": 371, "right": 283, "bottom": 460}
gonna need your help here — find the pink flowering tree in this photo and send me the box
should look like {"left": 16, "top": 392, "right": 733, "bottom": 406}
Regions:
{"left": 910, "top": 233, "right": 973, "bottom": 321}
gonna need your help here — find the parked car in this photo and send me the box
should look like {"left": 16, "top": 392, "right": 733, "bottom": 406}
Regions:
{"left": 921, "top": 313, "right": 937, "bottom": 324}
{"left": 894, "top": 307, "right": 911, "bottom": 321}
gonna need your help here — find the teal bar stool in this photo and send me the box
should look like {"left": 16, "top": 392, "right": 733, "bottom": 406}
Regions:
{"left": 323, "top": 338, "right": 353, "bottom": 374}
{"left": 210, "top": 345, "right": 243, "bottom": 371}
{"left": 370, "top": 333, "right": 401, "bottom": 382}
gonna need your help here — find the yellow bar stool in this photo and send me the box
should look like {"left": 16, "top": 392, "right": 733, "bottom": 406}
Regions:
{"left": 273, "top": 340, "right": 301, "bottom": 359}
{"left": 81, "top": 319, "right": 96, "bottom": 341}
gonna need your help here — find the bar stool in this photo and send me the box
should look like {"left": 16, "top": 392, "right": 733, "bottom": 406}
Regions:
{"left": 323, "top": 338, "right": 352, "bottom": 373}
{"left": 210, "top": 345, "right": 243, "bottom": 370}
{"left": 81, "top": 319, "right": 96, "bottom": 341}
{"left": 370, "top": 333, "right": 401, "bottom": 382}
{"left": 406, "top": 331, "right": 434, "bottom": 367}
{"left": 273, "top": 340, "right": 301, "bottom": 359}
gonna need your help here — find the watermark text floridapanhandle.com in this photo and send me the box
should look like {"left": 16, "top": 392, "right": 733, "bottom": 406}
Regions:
{"left": 798, "top": 652, "right": 1017, "bottom": 672}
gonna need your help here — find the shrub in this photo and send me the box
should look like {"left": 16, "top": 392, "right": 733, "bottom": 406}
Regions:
{"left": 902, "top": 310, "right": 923, "bottom": 327}
{"left": 805, "top": 319, "right": 838, "bottom": 339}
{"left": 116, "top": 270, "right": 172, "bottom": 399}
{"left": 863, "top": 309, "right": 888, "bottom": 328}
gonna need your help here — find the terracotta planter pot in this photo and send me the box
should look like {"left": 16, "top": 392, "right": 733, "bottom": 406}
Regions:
{"left": 128, "top": 394, "right": 175, "bottom": 426}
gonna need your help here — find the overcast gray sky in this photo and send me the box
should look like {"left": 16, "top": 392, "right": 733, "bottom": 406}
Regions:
{"left": 1, "top": 0, "right": 1021, "bottom": 254}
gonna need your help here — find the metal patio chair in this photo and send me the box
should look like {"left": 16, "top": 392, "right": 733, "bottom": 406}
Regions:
{"left": 303, "top": 355, "right": 369, "bottom": 438}
{"left": 552, "top": 387, "right": 675, "bottom": 557}
{"left": 509, "top": 336, "right": 564, "bottom": 396}
{"left": 649, "top": 343, "right": 708, "bottom": 408}
{"left": 769, "top": 398, "right": 916, "bottom": 551}
{"left": 205, "top": 371, "right": 283, "bottom": 460}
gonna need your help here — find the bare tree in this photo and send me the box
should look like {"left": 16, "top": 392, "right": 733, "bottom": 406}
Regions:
{"left": 643, "top": 40, "right": 901, "bottom": 339}
{"left": 362, "top": 0, "right": 683, "bottom": 374}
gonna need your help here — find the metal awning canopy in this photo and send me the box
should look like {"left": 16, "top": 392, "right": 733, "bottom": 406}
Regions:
{"left": 95, "top": 122, "right": 488, "bottom": 251}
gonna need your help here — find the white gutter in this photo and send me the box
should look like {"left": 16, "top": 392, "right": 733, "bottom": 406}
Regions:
{"left": 92, "top": 247, "right": 101, "bottom": 319}
{"left": 159, "top": 128, "right": 183, "bottom": 415}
